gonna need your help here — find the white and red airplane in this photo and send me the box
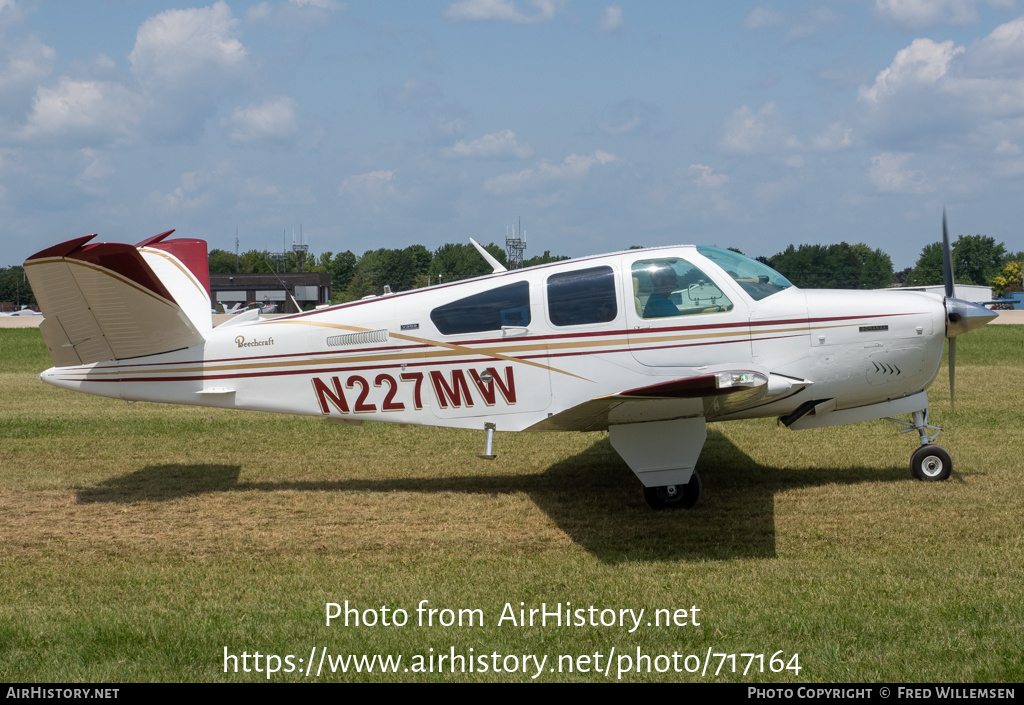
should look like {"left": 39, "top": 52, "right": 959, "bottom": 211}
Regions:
{"left": 23, "top": 218, "right": 995, "bottom": 509}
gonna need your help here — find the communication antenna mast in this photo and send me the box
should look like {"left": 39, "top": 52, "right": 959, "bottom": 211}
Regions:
{"left": 268, "top": 229, "right": 289, "bottom": 273}
{"left": 270, "top": 225, "right": 309, "bottom": 273}
{"left": 505, "top": 216, "right": 527, "bottom": 269}
{"left": 292, "top": 223, "right": 309, "bottom": 273}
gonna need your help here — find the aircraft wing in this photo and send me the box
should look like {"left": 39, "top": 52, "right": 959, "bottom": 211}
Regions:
{"left": 527, "top": 367, "right": 810, "bottom": 432}
{"left": 24, "top": 235, "right": 207, "bottom": 367}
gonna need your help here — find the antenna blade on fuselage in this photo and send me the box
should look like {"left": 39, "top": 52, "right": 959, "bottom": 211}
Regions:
{"left": 470, "top": 238, "right": 507, "bottom": 274}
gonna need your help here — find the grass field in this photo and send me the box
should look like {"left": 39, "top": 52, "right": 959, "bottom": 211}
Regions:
{"left": 1, "top": 326, "right": 1022, "bottom": 682}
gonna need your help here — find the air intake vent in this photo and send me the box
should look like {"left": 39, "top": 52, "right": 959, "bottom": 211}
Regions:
{"left": 326, "top": 329, "right": 389, "bottom": 347}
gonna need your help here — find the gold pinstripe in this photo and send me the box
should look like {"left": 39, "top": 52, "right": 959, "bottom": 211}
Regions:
{"left": 140, "top": 247, "right": 209, "bottom": 299}
{"left": 52, "top": 318, "right": 853, "bottom": 382}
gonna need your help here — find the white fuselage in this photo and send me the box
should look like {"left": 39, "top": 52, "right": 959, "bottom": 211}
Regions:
{"left": 39, "top": 246, "right": 947, "bottom": 435}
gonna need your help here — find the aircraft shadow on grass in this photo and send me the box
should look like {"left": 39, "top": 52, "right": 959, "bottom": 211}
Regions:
{"left": 75, "top": 429, "right": 910, "bottom": 563}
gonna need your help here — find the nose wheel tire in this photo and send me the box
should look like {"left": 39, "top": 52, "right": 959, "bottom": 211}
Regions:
{"left": 910, "top": 445, "right": 952, "bottom": 481}
{"left": 643, "top": 471, "right": 702, "bottom": 510}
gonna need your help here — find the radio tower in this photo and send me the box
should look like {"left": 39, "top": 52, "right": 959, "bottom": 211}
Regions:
{"left": 505, "top": 217, "right": 526, "bottom": 270}
{"left": 292, "top": 224, "right": 309, "bottom": 273}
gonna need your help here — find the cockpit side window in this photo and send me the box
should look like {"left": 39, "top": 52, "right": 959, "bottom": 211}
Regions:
{"left": 695, "top": 246, "right": 792, "bottom": 301}
{"left": 631, "top": 258, "right": 733, "bottom": 319}
{"left": 547, "top": 266, "right": 618, "bottom": 327}
{"left": 430, "top": 281, "right": 531, "bottom": 335}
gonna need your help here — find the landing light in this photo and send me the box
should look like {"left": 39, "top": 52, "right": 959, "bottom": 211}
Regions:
{"left": 716, "top": 372, "right": 758, "bottom": 389}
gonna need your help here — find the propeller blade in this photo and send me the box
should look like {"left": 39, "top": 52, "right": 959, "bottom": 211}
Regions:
{"left": 942, "top": 209, "right": 954, "bottom": 299}
{"left": 943, "top": 209, "right": 956, "bottom": 416}
{"left": 948, "top": 336, "right": 956, "bottom": 416}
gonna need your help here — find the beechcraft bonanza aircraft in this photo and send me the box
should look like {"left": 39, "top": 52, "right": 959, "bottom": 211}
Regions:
{"left": 24, "top": 216, "right": 995, "bottom": 509}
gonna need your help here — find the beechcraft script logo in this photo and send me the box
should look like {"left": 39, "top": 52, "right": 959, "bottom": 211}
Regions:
{"left": 312, "top": 367, "right": 517, "bottom": 415}
{"left": 235, "top": 335, "right": 275, "bottom": 348}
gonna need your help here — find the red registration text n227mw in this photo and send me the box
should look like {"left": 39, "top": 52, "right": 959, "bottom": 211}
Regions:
{"left": 312, "top": 366, "right": 517, "bottom": 415}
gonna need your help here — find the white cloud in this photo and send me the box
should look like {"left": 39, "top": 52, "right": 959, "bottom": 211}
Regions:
{"left": 873, "top": 0, "right": 1013, "bottom": 29}
{"left": 0, "top": 0, "right": 25, "bottom": 26}
{"left": 0, "top": 37, "right": 54, "bottom": 96}
{"left": 744, "top": 7, "right": 783, "bottom": 30}
{"left": 0, "top": 9, "right": 56, "bottom": 122}
{"left": 129, "top": 1, "right": 248, "bottom": 87}
{"left": 9, "top": 2, "right": 259, "bottom": 147}
{"left": 859, "top": 38, "right": 964, "bottom": 104}
{"left": 813, "top": 122, "right": 855, "bottom": 151}
{"left": 445, "top": 130, "right": 533, "bottom": 159}
{"left": 148, "top": 170, "right": 214, "bottom": 212}
{"left": 719, "top": 102, "right": 801, "bottom": 154}
{"left": 224, "top": 97, "right": 298, "bottom": 144}
{"left": 290, "top": 0, "right": 341, "bottom": 8}
{"left": 966, "top": 16, "right": 1024, "bottom": 74}
{"left": 125, "top": 1, "right": 253, "bottom": 141}
{"left": 858, "top": 20, "right": 1024, "bottom": 150}
{"left": 599, "top": 6, "right": 623, "bottom": 33}
{"left": 19, "top": 78, "right": 142, "bottom": 145}
{"left": 690, "top": 164, "right": 728, "bottom": 188}
{"left": 868, "top": 152, "right": 929, "bottom": 193}
{"left": 445, "top": 0, "right": 565, "bottom": 24}
{"left": 483, "top": 150, "right": 616, "bottom": 194}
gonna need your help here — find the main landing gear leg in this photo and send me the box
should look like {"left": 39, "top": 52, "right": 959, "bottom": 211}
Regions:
{"left": 888, "top": 407, "right": 952, "bottom": 482}
{"left": 608, "top": 417, "right": 707, "bottom": 510}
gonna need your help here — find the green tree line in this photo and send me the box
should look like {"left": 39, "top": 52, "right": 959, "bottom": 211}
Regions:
{"left": 207, "top": 242, "right": 569, "bottom": 303}
{"left": 0, "top": 266, "right": 34, "bottom": 309}
{"left": 763, "top": 236, "right": 1022, "bottom": 297}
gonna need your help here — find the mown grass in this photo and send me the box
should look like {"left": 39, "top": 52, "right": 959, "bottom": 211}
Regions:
{"left": 1, "top": 327, "right": 1022, "bottom": 682}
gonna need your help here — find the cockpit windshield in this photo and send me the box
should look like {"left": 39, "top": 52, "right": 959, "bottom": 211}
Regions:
{"left": 696, "top": 246, "right": 792, "bottom": 301}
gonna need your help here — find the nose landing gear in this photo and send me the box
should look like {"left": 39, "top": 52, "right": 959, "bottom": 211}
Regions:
{"left": 910, "top": 445, "right": 952, "bottom": 482}
{"left": 888, "top": 408, "right": 952, "bottom": 482}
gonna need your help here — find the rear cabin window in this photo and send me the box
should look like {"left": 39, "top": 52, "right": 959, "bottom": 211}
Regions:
{"left": 547, "top": 266, "right": 618, "bottom": 327}
{"left": 430, "top": 281, "right": 531, "bottom": 335}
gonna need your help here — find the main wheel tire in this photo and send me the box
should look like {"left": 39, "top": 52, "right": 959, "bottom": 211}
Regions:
{"left": 642, "top": 472, "right": 702, "bottom": 510}
{"left": 910, "top": 445, "right": 952, "bottom": 481}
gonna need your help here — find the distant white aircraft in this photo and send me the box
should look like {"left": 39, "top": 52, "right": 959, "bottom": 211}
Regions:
{"left": 247, "top": 301, "right": 277, "bottom": 314}
{"left": 24, "top": 217, "right": 994, "bottom": 509}
{"left": 1, "top": 306, "right": 43, "bottom": 316}
{"left": 216, "top": 302, "right": 244, "bottom": 315}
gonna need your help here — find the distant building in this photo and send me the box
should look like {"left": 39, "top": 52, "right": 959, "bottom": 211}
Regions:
{"left": 209, "top": 272, "right": 331, "bottom": 314}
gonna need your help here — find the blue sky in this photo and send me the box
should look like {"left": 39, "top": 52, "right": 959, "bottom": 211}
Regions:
{"left": 2, "top": 0, "right": 1023, "bottom": 270}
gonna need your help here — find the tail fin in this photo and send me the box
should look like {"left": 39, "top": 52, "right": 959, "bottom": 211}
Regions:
{"left": 24, "top": 231, "right": 210, "bottom": 367}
